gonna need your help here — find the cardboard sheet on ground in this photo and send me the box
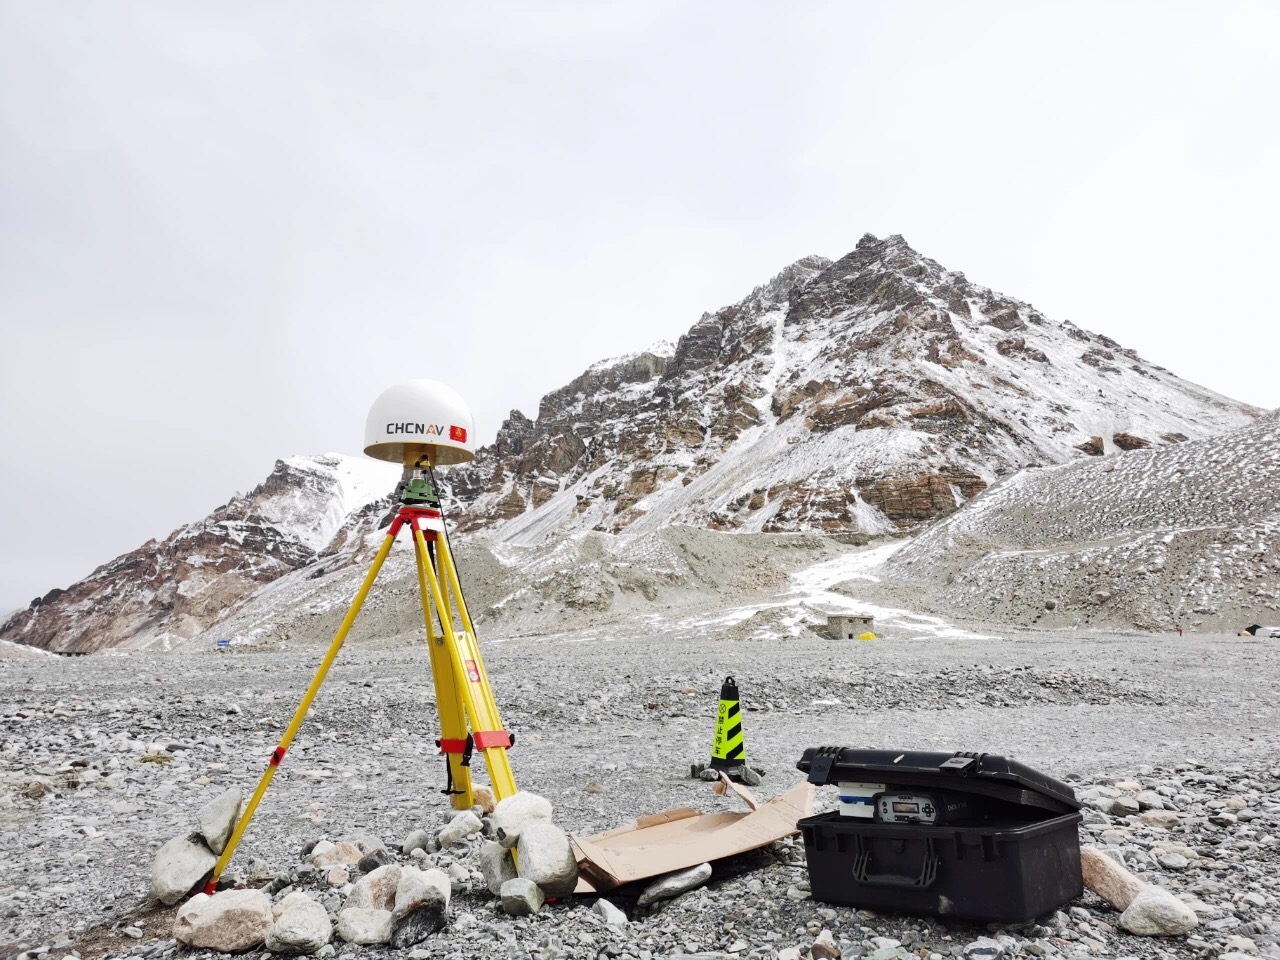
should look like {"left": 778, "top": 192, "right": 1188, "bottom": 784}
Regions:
{"left": 571, "top": 778, "right": 814, "bottom": 894}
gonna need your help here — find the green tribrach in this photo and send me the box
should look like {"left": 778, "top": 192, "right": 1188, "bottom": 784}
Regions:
{"left": 401, "top": 476, "right": 440, "bottom": 508}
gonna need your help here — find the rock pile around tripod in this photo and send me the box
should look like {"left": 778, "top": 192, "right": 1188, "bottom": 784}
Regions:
{"left": 149, "top": 787, "right": 243, "bottom": 905}
{"left": 150, "top": 788, "right": 582, "bottom": 954}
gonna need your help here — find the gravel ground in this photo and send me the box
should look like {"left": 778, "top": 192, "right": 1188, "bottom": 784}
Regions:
{"left": 2, "top": 625, "right": 1278, "bottom": 960}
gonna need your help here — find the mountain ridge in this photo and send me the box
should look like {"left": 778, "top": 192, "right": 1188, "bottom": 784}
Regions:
{"left": 1, "top": 234, "right": 1262, "bottom": 653}
{"left": 446, "top": 232, "right": 1258, "bottom": 543}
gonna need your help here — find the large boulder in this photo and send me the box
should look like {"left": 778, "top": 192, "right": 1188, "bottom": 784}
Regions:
{"left": 272, "top": 891, "right": 313, "bottom": 920}
{"left": 151, "top": 833, "right": 217, "bottom": 906}
{"left": 173, "top": 894, "right": 210, "bottom": 943}
{"left": 173, "top": 888, "right": 272, "bottom": 952}
{"left": 1120, "top": 887, "right": 1199, "bottom": 936}
{"left": 345, "top": 864, "right": 402, "bottom": 912}
{"left": 1080, "top": 847, "right": 1146, "bottom": 911}
{"left": 516, "top": 823, "right": 577, "bottom": 897}
{"left": 265, "top": 895, "right": 331, "bottom": 955}
{"left": 389, "top": 866, "right": 451, "bottom": 947}
{"left": 492, "top": 792, "right": 553, "bottom": 849}
{"left": 478, "top": 840, "right": 517, "bottom": 896}
{"left": 197, "top": 788, "right": 243, "bottom": 855}
{"left": 336, "top": 908, "right": 391, "bottom": 945}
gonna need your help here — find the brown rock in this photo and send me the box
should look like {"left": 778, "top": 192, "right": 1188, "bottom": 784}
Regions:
{"left": 472, "top": 785, "right": 496, "bottom": 814}
{"left": 174, "top": 889, "right": 272, "bottom": 952}
{"left": 1113, "top": 432, "right": 1151, "bottom": 451}
{"left": 1140, "top": 810, "right": 1182, "bottom": 831}
{"left": 312, "top": 840, "right": 363, "bottom": 867}
{"left": 1077, "top": 436, "right": 1105, "bottom": 456}
{"left": 985, "top": 305, "right": 1026, "bottom": 331}
{"left": 1080, "top": 847, "right": 1147, "bottom": 912}
{"left": 346, "top": 864, "right": 402, "bottom": 912}
{"left": 858, "top": 472, "right": 986, "bottom": 522}
{"left": 997, "top": 336, "right": 1050, "bottom": 363}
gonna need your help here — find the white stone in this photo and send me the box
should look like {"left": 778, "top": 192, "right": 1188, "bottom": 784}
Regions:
{"left": 345, "top": 864, "right": 401, "bottom": 912}
{"left": 173, "top": 888, "right": 272, "bottom": 952}
{"left": 402, "top": 828, "right": 431, "bottom": 855}
{"left": 151, "top": 833, "right": 217, "bottom": 906}
{"left": 197, "top": 787, "right": 242, "bottom": 856}
{"left": 173, "top": 893, "right": 209, "bottom": 943}
{"left": 436, "top": 811, "right": 483, "bottom": 847}
{"left": 515, "top": 822, "right": 578, "bottom": 897}
{"left": 1224, "top": 935, "right": 1259, "bottom": 954}
{"left": 1120, "top": 887, "right": 1199, "bottom": 936}
{"left": 266, "top": 896, "right": 331, "bottom": 955}
{"left": 500, "top": 877, "right": 544, "bottom": 916}
{"left": 336, "top": 908, "right": 392, "bottom": 945}
{"left": 492, "top": 791, "right": 553, "bottom": 849}
{"left": 963, "top": 937, "right": 1005, "bottom": 959}
{"left": 478, "top": 840, "right": 517, "bottom": 895}
{"left": 308, "top": 840, "right": 336, "bottom": 861}
{"left": 591, "top": 898, "right": 627, "bottom": 926}
{"left": 272, "top": 891, "right": 313, "bottom": 921}
{"left": 637, "top": 862, "right": 712, "bottom": 907}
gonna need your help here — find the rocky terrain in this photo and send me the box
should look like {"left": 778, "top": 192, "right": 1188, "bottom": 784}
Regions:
{"left": 188, "top": 525, "right": 853, "bottom": 653}
{"left": 2, "top": 604, "right": 1279, "bottom": 960}
{"left": 3, "top": 234, "right": 1261, "bottom": 657}
{"left": 0, "top": 457, "right": 397, "bottom": 655}
{"left": 446, "top": 234, "right": 1257, "bottom": 544}
{"left": 880, "top": 410, "right": 1280, "bottom": 632}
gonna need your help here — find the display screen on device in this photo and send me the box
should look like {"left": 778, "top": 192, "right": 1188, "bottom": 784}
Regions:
{"left": 892, "top": 802, "right": 920, "bottom": 814}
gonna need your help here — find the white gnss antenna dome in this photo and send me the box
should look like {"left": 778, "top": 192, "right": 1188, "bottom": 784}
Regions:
{"left": 364, "top": 379, "right": 477, "bottom": 466}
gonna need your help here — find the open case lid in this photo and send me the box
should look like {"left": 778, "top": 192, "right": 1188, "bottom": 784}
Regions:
{"left": 797, "top": 747, "right": 1081, "bottom": 814}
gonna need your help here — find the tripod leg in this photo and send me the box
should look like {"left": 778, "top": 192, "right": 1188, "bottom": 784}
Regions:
{"left": 412, "top": 530, "right": 474, "bottom": 809}
{"left": 203, "top": 533, "right": 397, "bottom": 894}
{"left": 433, "top": 533, "right": 519, "bottom": 801}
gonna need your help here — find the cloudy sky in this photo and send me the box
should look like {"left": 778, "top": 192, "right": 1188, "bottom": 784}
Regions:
{"left": 2, "top": 1, "right": 1278, "bottom": 613}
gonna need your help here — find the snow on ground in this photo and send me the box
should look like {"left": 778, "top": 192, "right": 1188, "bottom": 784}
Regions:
{"left": 641, "top": 540, "right": 997, "bottom": 643}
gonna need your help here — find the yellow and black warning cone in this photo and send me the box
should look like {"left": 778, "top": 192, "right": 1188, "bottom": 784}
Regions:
{"left": 709, "top": 676, "right": 746, "bottom": 770}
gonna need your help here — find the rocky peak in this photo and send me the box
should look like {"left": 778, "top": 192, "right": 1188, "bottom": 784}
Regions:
{"left": 445, "top": 235, "right": 1259, "bottom": 541}
{"left": 0, "top": 454, "right": 396, "bottom": 653}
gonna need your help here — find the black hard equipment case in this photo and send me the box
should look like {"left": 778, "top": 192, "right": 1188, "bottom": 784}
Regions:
{"left": 796, "top": 747, "right": 1083, "bottom": 923}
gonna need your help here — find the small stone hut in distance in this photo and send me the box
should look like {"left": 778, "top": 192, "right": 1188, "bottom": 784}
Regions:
{"left": 827, "top": 614, "right": 875, "bottom": 639}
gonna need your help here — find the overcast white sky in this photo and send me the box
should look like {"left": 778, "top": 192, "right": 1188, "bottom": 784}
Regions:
{"left": 2, "top": 1, "right": 1278, "bottom": 613}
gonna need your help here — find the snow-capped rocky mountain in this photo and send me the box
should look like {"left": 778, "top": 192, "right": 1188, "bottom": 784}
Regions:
{"left": 447, "top": 233, "right": 1259, "bottom": 542}
{"left": 2, "top": 234, "right": 1264, "bottom": 654}
{"left": 0, "top": 455, "right": 397, "bottom": 653}
{"left": 882, "top": 409, "right": 1280, "bottom": 631}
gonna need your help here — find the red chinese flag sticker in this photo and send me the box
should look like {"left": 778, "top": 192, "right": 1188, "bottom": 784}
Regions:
{"left": 449, "top": 425, "right": 467, "bottom": 443}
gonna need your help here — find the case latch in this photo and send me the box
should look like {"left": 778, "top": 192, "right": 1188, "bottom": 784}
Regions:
{"left": 806, "top": 745, "right": 842, "bottom": 785}
{"left": 939, "top": 752, "right": 983, "bottom": 776}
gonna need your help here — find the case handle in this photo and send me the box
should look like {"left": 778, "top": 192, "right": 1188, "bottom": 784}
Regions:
{"left": 851, "top": 836, "right": 939, "bottom": 889}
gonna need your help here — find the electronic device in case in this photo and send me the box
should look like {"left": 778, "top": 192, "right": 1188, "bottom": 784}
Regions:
{"left": 872, "top": 790, "right": 973, "bottom": 825}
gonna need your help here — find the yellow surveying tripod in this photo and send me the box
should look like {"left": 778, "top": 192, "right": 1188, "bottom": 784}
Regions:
{"left": 203, "top": 477, "right": 517, "bottom": 894}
